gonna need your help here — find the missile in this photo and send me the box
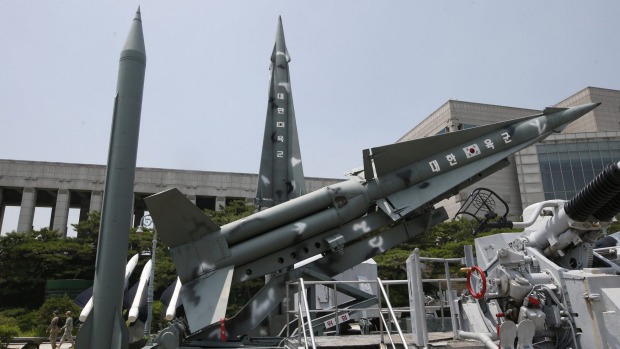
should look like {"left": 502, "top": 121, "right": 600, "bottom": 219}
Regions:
{"left": 75, "top": 7, "right": 146, "bottom": 349}
{"left": 145, "top": 102, "right": 599, "bottom": 333}
{"left": 256, "top": 16, "right": 306, "bottom": 209}
{"left": 128, "top": 259, "right": 152, "bottom": 323}
{"left": 165, "top": 277, "right": 182, "bottom": 321}
{"left": 79, "top": 253, "right": 140, "bottom": 322}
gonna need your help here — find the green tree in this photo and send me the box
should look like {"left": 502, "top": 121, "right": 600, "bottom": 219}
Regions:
{"left": 204, "top": 199, "right": 256, "bottom": 225}
{"left": 37, "top": 294, "right": 81, "bottom": 336}
{"left": 0, "top": 229, "right": 95, "bottom": 308}
{"left": 72, "top": 210, "right": 100, "bottom": 246}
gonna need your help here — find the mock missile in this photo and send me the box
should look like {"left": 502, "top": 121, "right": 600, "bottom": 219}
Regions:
{"left": 79, "top": 253, "right": 140, "bottom": 322}
{"left": 75, "top": 7, "right": 146, "bottom": 349}
{"left": 128, "top": 259, "right": 152, "bottom": 323}
{"left": 256, "top": 16, "right": 306, "bottom": 209}
{"left": 145, "top": 102, "right": 600, "bottom": 333}
{"left": 165, "top": 277, "right": 182, "bottom": 321}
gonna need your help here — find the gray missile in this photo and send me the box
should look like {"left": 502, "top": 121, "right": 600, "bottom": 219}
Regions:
{"left": 256, "top": 16, "right": 306, "bottom": 209}
{"left": 75, "top": 8, "right": 146, "bottom": 349}
{"left": 145, "top": 102, "right": 599, "bottom": 333}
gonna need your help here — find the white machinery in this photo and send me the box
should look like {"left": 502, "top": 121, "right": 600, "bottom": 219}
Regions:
{"left": 456, "top": 162, "right": 620, "bottom": 348}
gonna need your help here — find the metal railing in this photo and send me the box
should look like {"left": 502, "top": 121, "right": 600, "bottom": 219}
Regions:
{"left": 284, "top": 255, "right": 468, "bottom": 348}
{"left": 377, "top": 277, "right": 408, "bottom": 349}
{"left": 293, "top": 278, "right": 317, "bottom": 349}
{"left": 285, "top": 278, "right": 453, "bottom": 348}
{"left": 407, "top": 249, "right": 466, "bottom": 346}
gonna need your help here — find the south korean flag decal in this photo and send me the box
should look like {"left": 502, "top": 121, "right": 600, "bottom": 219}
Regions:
{"left": 462, "top": 144, "right": 481, "bottom": 159}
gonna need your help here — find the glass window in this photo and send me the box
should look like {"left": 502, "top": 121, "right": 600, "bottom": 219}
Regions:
{"left": 588, "top": 142, "right": 600, "bottom": 151}
{"left": 567, "top": 143, "right": 578, "bottom": 152}
{"left": 557, "top": 143, "right": 568, "bottom": 152}
{"left": 579, "top": 153, "right": 593, "bottom": 171}
{"left": 538, "top": 152, "right": 548, "bottom": 162}
{"left": 546, "top": 144, "right": 557, "bottom": 152}
{"left": 563, "top": 172, "right": 575, "bottom": 191}
{"left": 541, "top": 172, "right": 554, "bottom": 192}
{"left": 593, "top": 158, "right": 604, "bottom": 172}
{"left": 558, "top": 152, "right": 571, "bottom": 161}
{"left": 574, "top": 171, "right": 585, "bottom": 189}
{"left": 577, "top": 143, "right": 589, "bottom": 151}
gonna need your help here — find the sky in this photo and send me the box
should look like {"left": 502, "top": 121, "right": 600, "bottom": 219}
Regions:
{"left": 1, "top": 1, "right": 620, "bottom": 232}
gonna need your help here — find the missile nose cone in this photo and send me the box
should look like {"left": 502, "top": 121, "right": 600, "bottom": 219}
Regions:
{"left": 547, "top": 102, "right": 600, "bottom": 131}
{"left": 272, "top": 16, "right": 290, "bottom": 63}
{"left": 121, "top": 6, "right": 146, "bottom": 64}
{"left": 572, "top": 102, "right": 601, "bottom": 115}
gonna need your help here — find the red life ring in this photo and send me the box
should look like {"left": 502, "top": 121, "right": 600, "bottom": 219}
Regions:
{"left": 467, "top": 266, "right": 487, "bottom": 299}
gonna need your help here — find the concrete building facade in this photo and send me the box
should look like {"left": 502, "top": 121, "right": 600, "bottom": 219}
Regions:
{"left": 399, "top": 87, "right": 620, "bottom": 219}
{"left": 0, "top": 160, "right": 341, "bottom": 235}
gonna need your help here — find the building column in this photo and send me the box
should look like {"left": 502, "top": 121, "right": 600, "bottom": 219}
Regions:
{"left": 17, "top": 187, "right": 37, "bottom": 232}
{"left": 215, "top": 196, "right": 226, "bottom": 212}
{"left": 134, "top": 209, "right": 145, "bottom": 228}
{"left": 90, "top": 190, "right": 103, "bottom": 212}
{"left": 52, "top": 189, "right": 71, "bottom": 236}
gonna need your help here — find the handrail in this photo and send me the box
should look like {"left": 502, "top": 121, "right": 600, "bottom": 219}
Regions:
{"left": 298, "top": 278, "right": 317, "bottom": 349}
{"left": 377, "top": 308, "right": 397, "bottom": 349}
{"left": 296, "top": 300, "right": 309, "bottom": 349}
{"left": 283, "top": 271, "right": 466, "bottom": 347}
{"left": 377, "top": 277, "right": 409, "bottom": 349}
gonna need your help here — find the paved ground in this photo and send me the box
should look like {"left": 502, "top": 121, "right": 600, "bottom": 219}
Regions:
{"left": 287, "top": 332, "right": 488, "bottom": 349}
{"left": 7, "top": 343, "right": 73, "bottom": 349}
{"left": 11, "top": 333, "right": 489, "bottom": 349}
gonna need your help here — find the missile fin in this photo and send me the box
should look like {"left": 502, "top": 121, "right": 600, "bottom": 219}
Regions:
{"left": 543, "top": 107, "right": 568, "bottom": 115}
{"left": 181, "top": 264, "right": 235, "bottom": 333}
{"left": 365, "top": 112, "right": 544, "bottom": 180}
{"left": 377, "top": 148, "right": 516, "bottom": 220}
{"left": 144, "top": 188, "right": 220, "bottom": 248}
{"left": 74, "top": 308, "right": 128, "bottom": 349}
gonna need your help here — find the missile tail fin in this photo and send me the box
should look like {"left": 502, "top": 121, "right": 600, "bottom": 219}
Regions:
{"left": 181, "top": 264, "right": 235, "bottom": 333}
{"left": 144, "top": 188, "right": 220, "bottom": 248}
{"left": 74, "top": 308, "right": 128, "bottom": 349}
{"left": 145, "top": 188, "right": 231, "bottom": 287}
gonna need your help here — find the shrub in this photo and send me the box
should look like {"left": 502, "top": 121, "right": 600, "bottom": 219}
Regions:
{"left": 0, "top": 314, "right": 19, "bottom": 347}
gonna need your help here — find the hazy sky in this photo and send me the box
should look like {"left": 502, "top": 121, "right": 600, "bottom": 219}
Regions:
{"left": 1, "top": 1, "right": 620, "bottom": 232}
{"left": 1, "top": 1, "right": 619, "bottom": 178}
